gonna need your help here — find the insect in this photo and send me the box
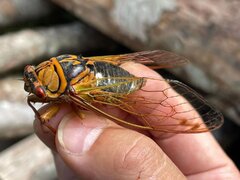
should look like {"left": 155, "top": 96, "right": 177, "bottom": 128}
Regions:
{"left": 23, "top": 50, "right": 223, "bottom": 133}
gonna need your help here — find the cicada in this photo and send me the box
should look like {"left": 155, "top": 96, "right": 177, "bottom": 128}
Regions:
{"left": 23, "top": 50, "right": 223, "bottom": 133}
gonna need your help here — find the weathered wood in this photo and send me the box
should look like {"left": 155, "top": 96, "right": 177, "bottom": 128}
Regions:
{"left": 52, "top": 0, "right": 240, "bottom": 125}
{"left": 0, "top": 77, "right": 37, "bottom": 138}
{"left": 0, "top": 0, "right": 52, "bottom": 27}
{"left": 0, "top": 134, "right": 56, "bottom": 180}
{"left": 0, "top": 22, "right": 118, "bottom": 74}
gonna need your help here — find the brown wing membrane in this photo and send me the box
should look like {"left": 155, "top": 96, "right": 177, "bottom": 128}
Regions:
{"left": 85, "top": 50, "right": 188, "bottom": 69}
{"left": 166, "top": 80, "right": 223, "bottom": 132}
{"left": 69, "top": 77, "right": 223, "bottom": 133}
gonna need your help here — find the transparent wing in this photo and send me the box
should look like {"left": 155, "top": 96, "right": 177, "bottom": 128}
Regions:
{"left": 69, "top": 77, "right": 223, "bottom": 133}
{"left": 84, "top": 50, "right": 188, "bottom": 69}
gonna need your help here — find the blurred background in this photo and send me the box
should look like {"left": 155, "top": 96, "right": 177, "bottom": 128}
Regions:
{"left": 0, "top": 0, "right": 239, "bottom": 179}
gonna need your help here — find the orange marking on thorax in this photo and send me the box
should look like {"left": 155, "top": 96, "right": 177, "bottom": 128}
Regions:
{"left": 51, "top": 58, "right": 68, "bottom": 94}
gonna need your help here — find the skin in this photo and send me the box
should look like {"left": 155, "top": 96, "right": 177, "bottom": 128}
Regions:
{"left": 34, "top": 62, "right": 239, "bottom": 180}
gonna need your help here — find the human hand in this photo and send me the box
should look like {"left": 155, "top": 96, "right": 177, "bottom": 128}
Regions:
{"left": 34, "top": 63, "right": 239, "bottom": 179}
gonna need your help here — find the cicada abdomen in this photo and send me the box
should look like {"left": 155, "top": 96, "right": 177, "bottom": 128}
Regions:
{"left": 92, "top": 61, "right": 145, "bottom": 94}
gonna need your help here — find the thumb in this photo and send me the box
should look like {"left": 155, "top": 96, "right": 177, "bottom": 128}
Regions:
{"left": 55, "top": 111, "right": 185, "bottom": 179}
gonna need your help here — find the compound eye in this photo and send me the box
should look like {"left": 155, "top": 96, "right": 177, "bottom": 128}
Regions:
{"left": 35, "top": 86, "right": 46, "bottom": 98}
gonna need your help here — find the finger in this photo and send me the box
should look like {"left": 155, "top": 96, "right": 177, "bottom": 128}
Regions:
{"left": 122, "top": 62, "right": 239, "bottom": 177}
{"left": 121, "top": 62, "right": 215, "bottom": 133}
{"left": 55, "top": 110, "right": 185, "bottom": 179}
{"left": 52, "top": 151, "right": 79, "bottom": 179}
{"left": 157, "top": 133, "right": 239, "bottom": 178}
{"left": 34, "top": 104, "right": 185, "bottom": 179}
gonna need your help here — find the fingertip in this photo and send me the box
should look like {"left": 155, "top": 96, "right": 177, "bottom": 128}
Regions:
{"left": 56, "top": 111, "right": 108, "bottom": 155}
{"left": 34, "top": 103, "right": 72, "bottom": 150}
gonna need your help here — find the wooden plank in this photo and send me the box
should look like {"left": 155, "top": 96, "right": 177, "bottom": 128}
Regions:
{"left": 0, "top": 0, "right": 52, "bottom": 27}
{"left": 0, "top": 22, "right": 118, "bottom": 74}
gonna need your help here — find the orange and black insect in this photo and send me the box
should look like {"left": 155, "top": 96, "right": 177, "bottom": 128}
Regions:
{"left": 23, "top": 50, "right": 223, "bottom": 133}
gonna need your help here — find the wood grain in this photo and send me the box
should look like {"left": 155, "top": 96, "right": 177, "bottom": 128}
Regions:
{"left": 0, "top": 134, "right": 56, "bottom": 180}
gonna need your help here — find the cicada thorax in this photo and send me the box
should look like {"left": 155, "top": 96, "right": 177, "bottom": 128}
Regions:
{"left": 34, "top": 55, "right": 87, "bottom": 99}
{"left": 35, "top": 58, "right": 67, "bottom": 98}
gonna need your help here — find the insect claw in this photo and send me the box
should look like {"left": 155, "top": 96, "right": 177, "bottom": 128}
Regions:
{"left": 41, "top": 123, "right": 57, "bottom": 134}
{"left": 78, "top": 111, "right": 85, "bottom": 119}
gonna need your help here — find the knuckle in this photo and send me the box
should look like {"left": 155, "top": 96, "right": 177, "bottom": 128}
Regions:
{"left": 114, "top": 134, "right": 159, "bottom": 174}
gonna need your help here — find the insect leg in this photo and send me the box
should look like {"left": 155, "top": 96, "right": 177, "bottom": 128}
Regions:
{"left": 27, "top": 97, "right": 41, "bottom": 120}
{"left": 40, "top": 105, "right": 60, "bottom": 123}
{"left": 71, "top": 103, "right": 86, "bottom": 119}
{"left": 27, "top": 98, "right": 59, "bottom": 134}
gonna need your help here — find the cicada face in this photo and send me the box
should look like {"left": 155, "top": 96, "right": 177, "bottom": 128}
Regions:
{"left": 23, "top": 65, "right": 47, "bottom": 99}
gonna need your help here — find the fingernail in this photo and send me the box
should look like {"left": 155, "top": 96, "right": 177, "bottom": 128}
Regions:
{"left": 57, "top": 112, "right": 106, "bottom": 155}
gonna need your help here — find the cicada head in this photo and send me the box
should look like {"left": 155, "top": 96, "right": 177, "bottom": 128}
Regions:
{"left": 23, "top": 65, "right": 47, "bottom": 99}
